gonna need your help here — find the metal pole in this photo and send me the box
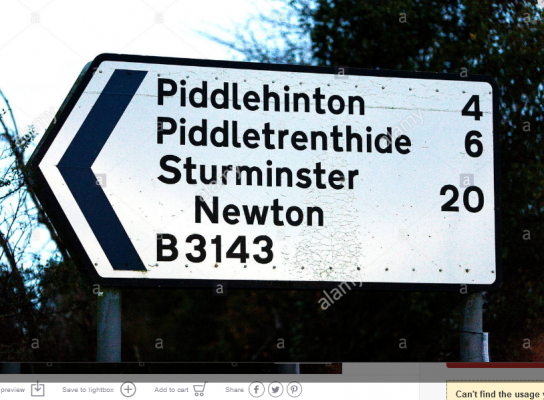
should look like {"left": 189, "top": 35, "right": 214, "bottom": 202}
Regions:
{"left": 97, "top": 287, "right": 121, "bottom": 362}
{"left": 278, "top": 363, "right": 300, "bottom": 374}
{"left": 2, "top": 363, "right": 21, "bottom": 374}
{"left": 460, "top": 292, "right": 484, "bottom": 362}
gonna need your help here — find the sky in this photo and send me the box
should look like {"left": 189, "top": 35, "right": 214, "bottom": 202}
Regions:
{"left": 0, "top": 0, "right": 279, "bottom": 262}
{"left": 0, "top": 0, "right": 278, "bottom": 134}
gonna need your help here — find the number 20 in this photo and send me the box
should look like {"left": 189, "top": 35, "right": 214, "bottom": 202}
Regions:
{"left": 440, "top": 185, "right": 484, "bottom": 213}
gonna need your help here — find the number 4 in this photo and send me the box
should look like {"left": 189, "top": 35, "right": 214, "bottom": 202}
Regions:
{"left": 462, "top": 95, "right": 483, "bottom": 121}
{"left": 226, "top": 236, "right": 249, "bottom": 263}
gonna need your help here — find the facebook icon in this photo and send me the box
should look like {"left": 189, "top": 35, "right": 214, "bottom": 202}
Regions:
{"left": 249, "top": 382, "right": 264, "bottom": 398}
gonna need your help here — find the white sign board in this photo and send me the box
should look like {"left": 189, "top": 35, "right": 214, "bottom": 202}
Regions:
{"left": 30, "top": 54, "right": 501, "bottom": 290}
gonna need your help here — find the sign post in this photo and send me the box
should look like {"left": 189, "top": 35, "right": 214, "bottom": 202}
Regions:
{"left": 29, "top": 54, "right": 501, "bottom": 362}
{"left": 461, "top": 293, "right": 485, "bottom": 362}
{"left": 97, "top": 287, "right": 122, "bottom": 362}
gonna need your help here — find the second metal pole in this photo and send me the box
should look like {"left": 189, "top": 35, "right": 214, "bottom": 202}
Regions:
{"left": 460, "top": 292, "right": 484, "bottom": 362}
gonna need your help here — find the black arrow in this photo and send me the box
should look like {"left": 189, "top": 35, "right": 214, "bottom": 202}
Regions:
{"left": 58, "top": 69, "right": 148, "bottom": 271}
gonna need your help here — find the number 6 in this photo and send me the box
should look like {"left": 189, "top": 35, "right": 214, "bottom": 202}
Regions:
{"left": 465, "top": 131, "right": 483, "bottom": 158}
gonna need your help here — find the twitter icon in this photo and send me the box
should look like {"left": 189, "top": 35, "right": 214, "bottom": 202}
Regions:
{"left": 268, "top": 382, "right": 284, "bottom": 397}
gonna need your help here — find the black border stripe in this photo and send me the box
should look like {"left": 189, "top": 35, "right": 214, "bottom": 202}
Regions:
{"left": 58, "top": 69, "right": 147, "bottom": 271}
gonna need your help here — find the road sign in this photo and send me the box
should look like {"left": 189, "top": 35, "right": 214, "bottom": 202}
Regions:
{"left": 29, "top": 53, "right": 501, "bottom": 290}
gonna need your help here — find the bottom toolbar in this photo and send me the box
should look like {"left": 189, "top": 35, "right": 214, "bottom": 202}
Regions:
{"left": 0, "top": 381, "right": 421, "bottom": 399}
